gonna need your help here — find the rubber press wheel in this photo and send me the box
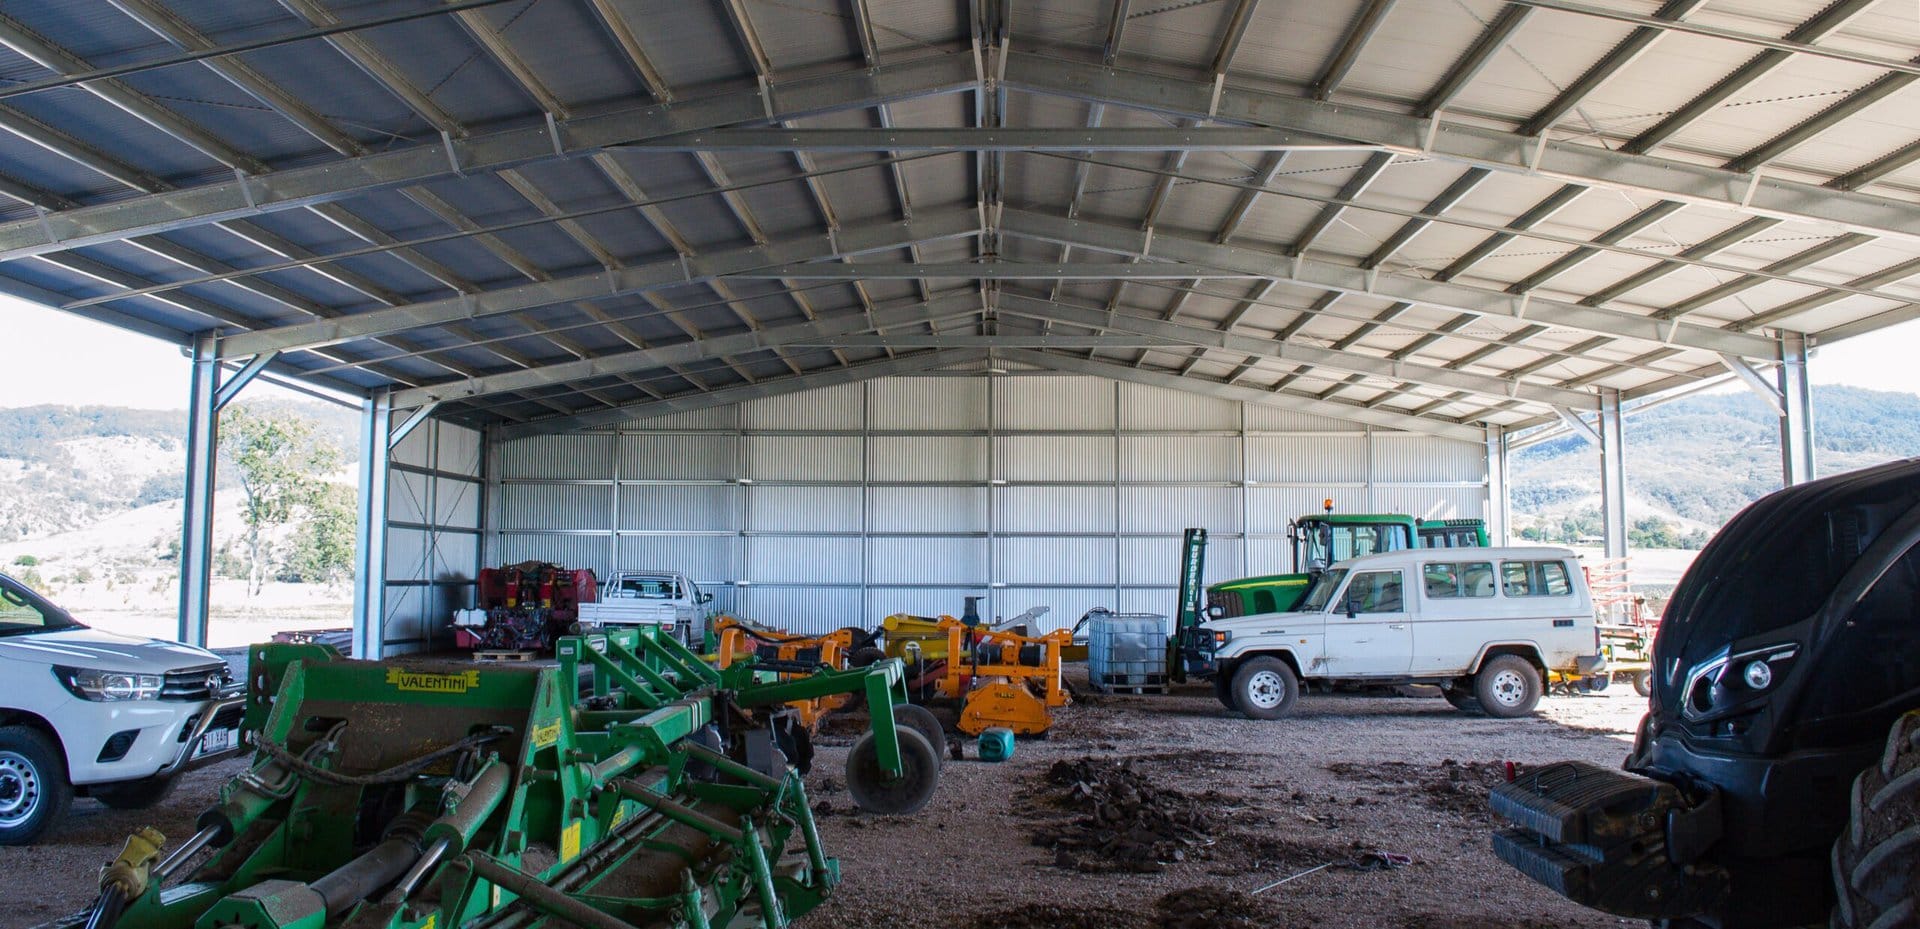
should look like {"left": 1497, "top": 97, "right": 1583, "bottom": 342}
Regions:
{"left": 1831, "top": 710, "right": 1920, "bottom": 929}
{"left": 845, "top": 726, "right": 939, "bottom": 816}
{"left": 891, "top": 703, "right": 948, "bottom": 761}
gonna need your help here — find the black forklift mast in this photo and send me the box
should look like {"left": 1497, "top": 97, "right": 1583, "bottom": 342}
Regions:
{"left": 1170, "top": 528, "right": 1208, "bottom": 683}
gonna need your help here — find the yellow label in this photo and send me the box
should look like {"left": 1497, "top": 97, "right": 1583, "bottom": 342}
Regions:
{"left": 611, "top": 804, "right": 626, "bottom": 827}
{"left": 419, "top": 916, "right": 437, "bottom": 929}
{"left": 561, "top": 820, "right": 582, "bottom": 862}
{"left": 530, "top": 721, "right": 561, "bottom": 748}
{"left": 385, "top": 668, "right": 480, "bottom": 694}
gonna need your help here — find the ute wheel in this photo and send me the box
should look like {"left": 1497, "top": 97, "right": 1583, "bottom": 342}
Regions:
{"left": 1831, "top": 710, "right": 1920, "bottom": 929}
{"left": 845, "top": 726, "right": 939, "bottom": 816}
{"left": 1229, "top": 657, "right": 1299, "bottom": 720}
{"left": 847, "top": 646, "right": 887, "bottom": 669}
{"left": 891, "top": 703, "right": 948, "bottom": 762}
{"left": 1443, "top": 686, "right": 1484, "bottom": 715}
{"left": 1212, "top": 673, "right": 1235, "bottom": 710}
{"left": 92, "top": 774, "right": 177, "bottom": 811}
{"left": 1632, "top": 670, "right": 1653, "bottom": 698}
{"left": 0, "top": 726, "right": 70, "bottom": 846}
{"left": 1474, "top": 655, "right": 1542, "bottom": 718}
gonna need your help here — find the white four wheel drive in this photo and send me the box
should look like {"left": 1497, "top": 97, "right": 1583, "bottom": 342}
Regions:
{"left": 0, "top": 572, "right": 246, "bottom": 845}
{"left": 1201, "top": 546, "right": 1604, "bottom": 720}
{"left": 574, "top": 570, "right": 715, "bottom": 644}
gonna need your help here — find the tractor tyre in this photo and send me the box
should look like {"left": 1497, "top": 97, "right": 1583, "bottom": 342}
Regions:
{"left": 1473, "top": 655, "right": 1542, "bottom": 718}
{"left": 1443, "top": 685, "right": 1484, "bottom": 715}
{"left": 891, "top": 703, "right": 948, "bottom": 762}
{"left": 845, "top": 726, "right": 939, "bottom": 816}
{"left": 1228, "top": 657, "right": 1299, "bottom": 720}
{"left": 0, "top": 725, "right": 69, "bottom": 846}
{"left": 1831, "top": 710, "right": 1920, "bottom": 929}
{"left": 847, "top": 646, "right": 887, "bottom": 669}
{"left": 92, "top": 774, "right": 178, "bottom": 811}
{"left": 1632, "top": 670, "right": 1653, "bottom": 698}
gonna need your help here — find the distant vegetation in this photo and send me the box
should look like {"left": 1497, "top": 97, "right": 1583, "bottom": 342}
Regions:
{"left": 1512, "top": 385, "right": 1920, "bottom": 547}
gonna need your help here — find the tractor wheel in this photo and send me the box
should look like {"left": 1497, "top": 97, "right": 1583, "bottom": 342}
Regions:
{"left": 891, "top": 703, "right": 948, "bottom": 762}
{"left": 1831, "top": 710, "right": 1920, "bottom": 929}
{"left": 1632, "top": 670, "right": 1653, "bottom": 698}
{"left": 1228, "top": 657, "right": 1299, "bottom": 720}
{"left": 1443, "top": 685, "right": 1484, "bottom": 715}
{"left": 0, "top": 726, "right": 69, "bottom": 846}
{"left": 1473, "top": 655, "right": 1542, "bottom": 718}
{"left": 92, "top": 774, "right": 177, "bottom": 811}
{"left": 847, "top": 646, "right": 887, "bottom": 669}
{"left": 845, "top": 726, "right": 939, "bottom": 816}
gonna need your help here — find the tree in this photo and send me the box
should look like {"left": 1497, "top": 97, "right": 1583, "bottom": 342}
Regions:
{"left": 218, "top": 405, "right": 344, "bottom": 596}
{"left": 278, "top": 483, "right": 356, "bottom": 585}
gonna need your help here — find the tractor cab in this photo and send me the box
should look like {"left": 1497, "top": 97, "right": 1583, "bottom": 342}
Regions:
{"left": 1290, "top": 512, "right": 1416, "bottom": 574}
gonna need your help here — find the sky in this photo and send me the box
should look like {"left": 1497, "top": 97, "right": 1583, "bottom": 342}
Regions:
{"left": 3, "top": 293, "right": 1917, "bottom": 410}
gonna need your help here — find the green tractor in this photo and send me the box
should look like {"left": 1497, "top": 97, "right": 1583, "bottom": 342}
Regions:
{"left": 1206, "top": 504, "right": 1488, "bottom": 618}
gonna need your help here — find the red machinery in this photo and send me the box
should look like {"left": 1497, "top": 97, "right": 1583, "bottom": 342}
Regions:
{"left": 452, "top": 560, "right": 598, "bottom": 652}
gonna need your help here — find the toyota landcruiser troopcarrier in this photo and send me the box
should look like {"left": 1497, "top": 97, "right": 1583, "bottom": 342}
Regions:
{"left": 0, "top": 571, "right": 245, "bottom": 844}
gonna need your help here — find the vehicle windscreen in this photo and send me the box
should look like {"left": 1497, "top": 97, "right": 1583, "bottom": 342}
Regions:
{"left": 1302, "top": 523, "right": 1411, "bottom": 568}
{"left": 0, "top": 577, "right": 81, "bottom": 636}
{"left": 1296, "top": 569, "right": 1348, "bottom": 613}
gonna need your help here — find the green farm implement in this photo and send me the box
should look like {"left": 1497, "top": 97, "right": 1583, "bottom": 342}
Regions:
{"left": 72, "top": 625, "right": 940, "bottom": 929}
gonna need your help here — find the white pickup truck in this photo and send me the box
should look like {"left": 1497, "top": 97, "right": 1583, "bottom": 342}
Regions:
{"left": 0, "top": 572, "right": 245, "bottom": 844}
{"left": 575, "top": 570, "right": 714, "bottom": 643}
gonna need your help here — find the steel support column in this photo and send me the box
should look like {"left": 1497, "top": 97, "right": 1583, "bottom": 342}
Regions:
{"left": 1485, "top": 424, "right": 1509, "bottom": 546}
{"left": 177, "top": 335, "right": 220, "bottom": 646}
{"left": 1778, "top": 332, "right": 1815, "bottom": 486}
{"left": 351, "top": 390, "right": 394, "bottom": 660}
{"left": 1598, "top": 388, "right": 1628, "bottom": 564}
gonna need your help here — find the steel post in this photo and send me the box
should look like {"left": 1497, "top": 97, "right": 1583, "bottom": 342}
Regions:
{"left": 1778, "top": 332, "right": 1815, "bottom": 486}
{"left": 1598, "top": 388, "right": 1628, "bottom": 566}
{"left": 177, "top": 334, "right": 220, "bottom": 647}
{"left": 352, "top": 390, "right": 394, "bottom": 659}
{"left": 1485, "top": 424, "right": 1510, "bottom": 546}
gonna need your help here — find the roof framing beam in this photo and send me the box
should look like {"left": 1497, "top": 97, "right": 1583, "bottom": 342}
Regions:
{"left": 994, "top": 292, "right": 1596, "bottom": 409}
{"left": 0, "top": 52, "right": 979, "bottom": 261}
{"left": 219, "top": 208, "right": 982, "bottom": 357}
{"left": 996, "top": 209, "right": 1781, "bottom": 357}
{"left": 1000, "top": 52, "right": 1920, "bottom": 243}
{"left": 999, "top": 349, "right": 1486, "bottom": 442}
{"left": 388, "top": 292, "right": 982, "bottom": 408}
{"left": 497, "top": 349, "right": 987, "bottom": 439}
{"left": 625, "top": 127, "right": 1365, "bottom": 151}
{"left": 1504, "top": 0, "right": 1920, "bottom": 76}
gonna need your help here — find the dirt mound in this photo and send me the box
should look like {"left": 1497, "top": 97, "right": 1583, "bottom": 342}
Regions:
{"left": 1154, "top": 886, "right": 1273, "bottom": 929}
{"left": 1032, "top": 757, "right": 1222, "bottom": 873}
{"left": 968, "top": 903, "right": 1140, "bottom": 929}
{"left": 1325, "top": 759, "right": 1515, "bottom": 817}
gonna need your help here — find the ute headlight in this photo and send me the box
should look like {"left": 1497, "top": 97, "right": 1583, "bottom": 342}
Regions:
{"left": 1742, "top": 660, "right": 1773, "bottom": 690}
{"left": 55, "top": 666, "right": 162, "bottom": 702}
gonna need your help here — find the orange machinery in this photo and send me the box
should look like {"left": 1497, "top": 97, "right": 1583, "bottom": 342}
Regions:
{"left": 930, "top": 601, "right": 1072, "bottom": 737}
{"left": 710, "top": 616, "right": 857, "bottom": 730}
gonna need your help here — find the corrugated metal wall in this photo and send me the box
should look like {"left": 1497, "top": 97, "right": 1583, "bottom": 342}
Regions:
{"left": 482, "top": 374, "right": 1489, "bottom": 635}
{"left": 384, "top": 418, "right": 484, "bottom": 651}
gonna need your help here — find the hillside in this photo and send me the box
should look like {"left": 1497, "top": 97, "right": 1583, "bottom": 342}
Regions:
{"left": 1511, "top": 385, "right": 1920, "bottom": 543}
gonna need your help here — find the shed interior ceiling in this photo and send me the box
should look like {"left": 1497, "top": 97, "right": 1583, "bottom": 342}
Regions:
{"left": 4, "top": 0, "right": 1917, "bottom": 437}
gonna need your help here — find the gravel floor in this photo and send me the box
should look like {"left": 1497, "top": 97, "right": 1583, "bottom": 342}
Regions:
{"left": 1, "top": 677, "right": 1648, "bottom": 929}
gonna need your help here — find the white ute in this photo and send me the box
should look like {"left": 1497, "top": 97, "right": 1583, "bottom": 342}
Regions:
{"left": 0, "top": 571, "right": 245, "bottom": 844}
{"left": 1201, "top": 546, "right": 1604, "bottom": 720}
{"left": 575, "top": 570, "right": 714, "bottom": 643}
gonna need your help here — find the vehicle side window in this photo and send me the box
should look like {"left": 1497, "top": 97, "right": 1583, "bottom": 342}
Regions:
{"left": 1502, "top": 560, "right": 1574, "bottom": 597}
{"left": 0, "top": 583, "right": 50, "bottom": 627}
{"left": 1425, "top": 562, "right": 1494, "bottom": 599}
{"left": 1345, "top": 570, "right": 1405, "bottom": 613}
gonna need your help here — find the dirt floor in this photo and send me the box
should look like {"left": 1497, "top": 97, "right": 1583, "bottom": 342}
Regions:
{"left": 1, "top": 676, "right": 1647, "bottom": 929}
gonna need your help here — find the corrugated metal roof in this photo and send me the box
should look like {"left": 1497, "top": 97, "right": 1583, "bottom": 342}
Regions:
{"left": 0, "top": 0, "right": 1913, "bottom": 439}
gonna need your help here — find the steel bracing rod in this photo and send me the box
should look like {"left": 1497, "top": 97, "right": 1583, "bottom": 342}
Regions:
{"left": 995, "top": 209, "right": 1782, "bottom": 357}
{"left": 994, "top": 292, "right": 1595, "bottom": 409}
{"left": 386, "top": 292, "right": 983, "bottom": 407}
{"left": 1503, "top": 0, "right": 1920, "bottom": 76}
{"left": 0, "top": 52, "right": 980, "bottom": 261}
{"left": 496, "top": 349, "right": 988, "bottom": 439}
{"left": 998, "top": 348, "right": 1486, "bottom": 442}
{"left": 620, "top": 127, "right": 1369, "bottom": 151}
{"left": 0, "top": 0, "right": 521, "bottom": 101}
{"left": 218, "top": 208, "right": 983, "bottom": 357}
{"left": 1000, "top": 53, "right": 1920, "bottom": 242}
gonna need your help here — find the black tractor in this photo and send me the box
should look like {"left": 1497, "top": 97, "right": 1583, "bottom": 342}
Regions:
{"left": 1491, "top": 458, "right": 1920, "bottom": 929}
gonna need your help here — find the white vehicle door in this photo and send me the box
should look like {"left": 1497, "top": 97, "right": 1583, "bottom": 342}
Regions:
{"left": 1412, "top": 559, "right": 1500, "bottom": 674}
{"left": 1324, "top": 569, "right": 1413, "bottom": 676}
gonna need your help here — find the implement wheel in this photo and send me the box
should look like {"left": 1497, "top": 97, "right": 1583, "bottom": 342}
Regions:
{"left": 1632, "top": 670, "right": 1653, "bottom": 698}
{"left": 846, "top": 726, "right": 939, "bottom": 816}
{"left": 1831, "top": 710, "right": 1920, "bottom": 929}
{"left": 891, "top": 703, "right": 948, "bottom": 761}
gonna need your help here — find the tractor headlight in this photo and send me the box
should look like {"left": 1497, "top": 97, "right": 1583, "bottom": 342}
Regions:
{"left": 1742, "top": 660, "right": 1773, "bottom": 690}
{"left": 1681, "top": 644, "right": 1798, "bottom": 721}
{"left": 55, "top": 666, "right": 163, "bottom": 702}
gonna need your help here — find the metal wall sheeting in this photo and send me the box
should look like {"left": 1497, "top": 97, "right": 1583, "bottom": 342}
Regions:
{"left": 382, "top": 418, "right": 483, "bottom": 653}
{"left": 477, "top": 373, "right": 1491, "bottom": 634}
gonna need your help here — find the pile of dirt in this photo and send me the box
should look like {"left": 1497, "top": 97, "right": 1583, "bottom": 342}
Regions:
{"left": 1153, "top": 886, "right": 1274, "bottom": 929}
{"left": 1032, "top": 757, "right": 1222, "bottom": 873}
{"left": 968, "top": 903, "right": 1140, "bottom": 929}
{"left": 1325, "top": 759, "right": 1515, "bottom": 817}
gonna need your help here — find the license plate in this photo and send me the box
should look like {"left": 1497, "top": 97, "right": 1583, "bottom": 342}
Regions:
{"left": 194, "top": 727, "right": 237, "bottom": 758}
